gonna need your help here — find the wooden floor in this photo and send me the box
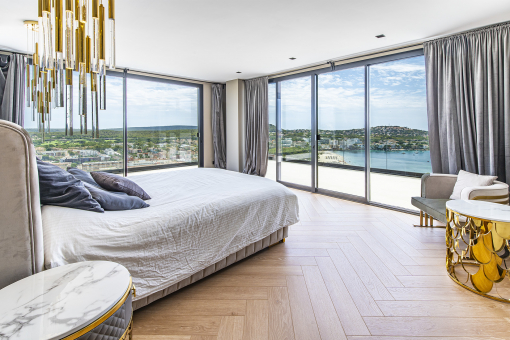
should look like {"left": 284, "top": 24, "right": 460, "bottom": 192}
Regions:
{"left": 132, "top": 189, "right": 510, "bottom": 340}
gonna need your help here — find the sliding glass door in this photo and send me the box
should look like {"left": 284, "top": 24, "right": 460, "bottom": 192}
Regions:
{"left": 279, "top": 76, "right": 312, "bottom": 189}
{"left": 317, "top": 67, "right": 366, "bottom": 198}
{"left": 369, "top": 56, "right": 430, "bottom": 210}
{"left": 270, "top": 50, "right": 430, "bottom": 212}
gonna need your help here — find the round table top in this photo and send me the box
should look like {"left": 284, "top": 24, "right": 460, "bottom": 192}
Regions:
{"left": 0, "top": 261, "right": 131, "bottom": 340}
{"left": 446, "top": 200, "right": 510, "bottom": 222}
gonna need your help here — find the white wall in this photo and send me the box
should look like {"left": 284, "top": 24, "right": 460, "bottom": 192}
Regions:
{"left": 226, "top": 79, "right": 245, "bottom": 172}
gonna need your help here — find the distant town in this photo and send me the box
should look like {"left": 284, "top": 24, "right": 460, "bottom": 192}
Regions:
{"left": 269, "top": 125, "right": 429, "bottom": 160}
{"left": 27, "top": 126, "right": 199, "bottom": 172}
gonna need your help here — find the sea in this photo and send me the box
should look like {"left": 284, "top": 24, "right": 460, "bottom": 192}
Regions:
{"left": 333, "top": 150, "right": 432, "bottom": 174}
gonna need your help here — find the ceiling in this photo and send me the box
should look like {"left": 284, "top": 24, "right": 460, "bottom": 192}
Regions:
{"left": 1, "top": 0, "right": 509, "bottom": 83}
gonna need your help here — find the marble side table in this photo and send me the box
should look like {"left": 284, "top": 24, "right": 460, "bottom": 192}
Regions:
{"left": 0, "top": 261, "right": 135, "bottom": 339}
{"left": 446, "top": 200, "right": 510, "bottom": 302}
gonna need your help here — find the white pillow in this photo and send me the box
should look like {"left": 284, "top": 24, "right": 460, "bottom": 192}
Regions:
{"left": 450, "top": 170, "right": 498, "bottom": 200}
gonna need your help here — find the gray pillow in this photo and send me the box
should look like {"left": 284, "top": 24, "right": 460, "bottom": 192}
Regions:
{"left": 36, "top": 159, "right": 104, "bottom": 213}
{"left": 68, "top": 167, "right": 101, "bottom": 188}
{"left": 83, "top": 182, "right": 150, "bottom": 211}
{"left": 90, "top": 172, "right": 151, "bottom": 200}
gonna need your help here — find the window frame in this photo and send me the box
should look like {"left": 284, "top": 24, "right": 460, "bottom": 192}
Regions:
{"left": 122, "top": 72, "right": 204, "bottom": 174}
{"left": 268, "top": 49, "right": 426, "bottom": 214}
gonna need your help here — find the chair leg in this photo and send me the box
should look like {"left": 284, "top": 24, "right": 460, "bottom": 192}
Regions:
{"left": 420, "top": 211, "right": 423, "bottom": 226}
{"left": 424, "top": 213, "right": 429, "bottom": 227}
{"left": 430, "top": 215, "right": 433, "bottom": 227}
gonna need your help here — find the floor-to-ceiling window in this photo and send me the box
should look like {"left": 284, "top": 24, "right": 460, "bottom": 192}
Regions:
{"left": 127, "top": 76, "right": 200, "bottom": 172}
{"left": 270, "top": 49, "right": 429, "bottom": 212}
{"left": 24, "top": 69, "right": 203, "bottom": 175}
{"left": 318, "top": 67, "right": 366, "bottom": 198}
{"left": 24, "top": 69, "right": 124, "bottom": 173}
{"left": 369, "top": 56, "right": 430, "bottom": 209}
{"left": 280, "top": 76, "right": 312, "bottom": 188}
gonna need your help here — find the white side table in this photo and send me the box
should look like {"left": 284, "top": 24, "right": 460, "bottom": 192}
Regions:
{"left": 446, "top": 200, "right": 510, "bottom": 302}
{"left": 0, "top": 261, "right": 134, "bottom": 339}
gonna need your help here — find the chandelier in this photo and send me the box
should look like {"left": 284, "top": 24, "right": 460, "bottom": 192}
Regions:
{"left": 25, "top": 0, "right": 116, "bottom": 139}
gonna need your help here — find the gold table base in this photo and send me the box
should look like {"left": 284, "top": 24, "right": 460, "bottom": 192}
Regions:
{"left": 446, "top": 208, "right": 510, "bottom": 302}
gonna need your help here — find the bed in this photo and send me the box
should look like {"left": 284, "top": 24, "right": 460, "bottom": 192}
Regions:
{"left": 0, "top": 119, "right": 299, "bottom": 310}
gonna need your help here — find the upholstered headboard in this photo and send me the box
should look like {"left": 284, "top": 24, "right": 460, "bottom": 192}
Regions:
{"left": 0, "top": 119, "right": 43, "bottom": 289}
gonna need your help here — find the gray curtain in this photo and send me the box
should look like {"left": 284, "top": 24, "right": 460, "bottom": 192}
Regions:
{"left": 0, "top": 54, "right": 26, "bottom": 126}
{"left": 211, "top": 84, "right": 226, "bottom": 169}
{"left": 243, "top": 76, "right": 269, "bottom": 177}
{"left": 424, "top": 22, "right": 510, "bottom": 183}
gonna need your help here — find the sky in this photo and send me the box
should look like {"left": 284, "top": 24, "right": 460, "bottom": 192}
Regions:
{"left": 270, "top": 55, "right": 428, "bottom": 131}
{"left": 24, "top": 74, "right": 199, "bottom": 130}
{"left": 25, "top": 55, "right": 427, "bottom": 132}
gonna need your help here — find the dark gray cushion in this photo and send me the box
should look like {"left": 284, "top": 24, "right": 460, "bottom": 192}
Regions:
{"left": 36, "top": 159, "right": 104, "bottom": 213}
{"left": 83, "top": 182, "right": 150, "bottom": 211}
{"left": 90, "top": 172, "right": 151, "bottom": 200}
{"left": 67, "top": 167, "right": 101, "bottom": 188}
{"left": 411, "top": 197, "right": 450, "bottom": 223}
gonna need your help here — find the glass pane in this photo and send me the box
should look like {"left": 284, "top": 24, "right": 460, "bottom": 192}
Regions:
{"left": 318, "top": 67, "right": 365, "bottom": 197}
{"left": 127, "top": 78, "right": 199, "bottom": 172}
{"left": 24, "top": 69, "right": 124, "bottom": 174}
{"left": 267, "top": 82, "right": 276, "bottom": 181}
{"left": 280, "top": 77, "right": 311, "bottom": 187}
{"left": 369, "top": 55, "right": 431, "bottom": 210}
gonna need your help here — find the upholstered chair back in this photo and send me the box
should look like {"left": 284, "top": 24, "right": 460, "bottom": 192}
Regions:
{"left": 0, "top": 119, "right": 43, "bottom": 289}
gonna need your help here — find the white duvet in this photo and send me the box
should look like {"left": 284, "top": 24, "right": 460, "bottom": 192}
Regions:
{"left": 42, "top": 168, "right": 299, "bottom": 300}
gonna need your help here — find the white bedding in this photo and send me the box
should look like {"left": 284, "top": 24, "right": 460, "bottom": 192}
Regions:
{"left": 42, "top": 168, "right": 299, "bottom": 300}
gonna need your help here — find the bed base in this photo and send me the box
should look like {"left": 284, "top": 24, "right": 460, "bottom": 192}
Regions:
{"left": 133, "top": 226, "right": 288, "bottom": 310}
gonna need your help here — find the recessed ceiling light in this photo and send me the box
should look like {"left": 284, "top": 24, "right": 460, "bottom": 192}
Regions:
{"left": 289, "top": 57, "right": 296, "bottom": 60}
{"left": 376, "top": 34, "right": 386, "bottom": 38}
{"left": 236, "top": 71, "right": 242, "bottom": 73}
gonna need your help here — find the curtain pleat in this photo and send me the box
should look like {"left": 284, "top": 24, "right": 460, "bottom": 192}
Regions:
{"left": 0, "top": 54, "right": 25, "bottom": 126}
{"left": 243, "top": 76, "right": 269, "bottom": 177}
{"left": 211, "top": 84, "right": 226, "bottom": 169}
{"left": 424, "top": 22, "right": 510, "bottom": 183}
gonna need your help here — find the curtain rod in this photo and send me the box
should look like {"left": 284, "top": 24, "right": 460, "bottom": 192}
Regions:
{"left": 426, "top": 20, "right": 510, "bottom": 43}
{"left": 267, "top": 43, "right": 423, "bottom": 80}
{"left": 267, "top": 19, "right": 510, "bottom": 80}
{"left": 127, "top": 69, "right": 221, "bottom": 85}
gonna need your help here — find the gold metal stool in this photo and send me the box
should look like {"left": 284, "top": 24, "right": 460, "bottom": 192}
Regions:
{"left": 446, "top": 200, "right": 510, "bottom": 302}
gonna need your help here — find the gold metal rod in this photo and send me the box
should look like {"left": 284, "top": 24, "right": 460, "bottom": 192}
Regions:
{"left": 43, "top": 0, "right": 51, "bottom": 12}
{"left": 55, "top": 0, "right": 63, "bottom": 52}
{"left": 108, "top": 0, "right": 115, "bottom": 19}
{"left": 86, "top": 36, "right": 91, "bottom": 73}
{"left": 99, "top": 4, "right": 105, "bottom": 59}
{"left": 74, "top": 0, "right": 79, "bottom": 20}
{"left": 92, "top": 0, "right": 98, "bottom": 18}
{"left": 74, "top": 27, "right": 80, "bottom": 71}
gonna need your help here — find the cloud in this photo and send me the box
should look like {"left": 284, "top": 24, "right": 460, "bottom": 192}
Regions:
{"left": 24, "top": 72, "right": 199, "bottom": 130}
{"left": 267, "top": 55, "right": 428, "bottom": 131}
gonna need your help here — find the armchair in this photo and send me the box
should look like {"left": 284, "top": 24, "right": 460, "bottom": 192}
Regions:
{"left": 411, "top": 173, "right": 509, "bottom": 227}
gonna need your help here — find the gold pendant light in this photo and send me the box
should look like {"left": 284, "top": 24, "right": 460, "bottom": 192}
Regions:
{"left": 24, "top": 0, "right": 116, "bottom": 140}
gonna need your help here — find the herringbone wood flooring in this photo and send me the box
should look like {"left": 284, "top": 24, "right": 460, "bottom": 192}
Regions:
{"left": 132, "top": 189, "right": 510, "bottom": 340}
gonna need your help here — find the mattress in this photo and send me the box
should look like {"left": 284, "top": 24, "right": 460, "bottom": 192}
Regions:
{"left": 42, "top": 168, "right": 299, "bottom": 301}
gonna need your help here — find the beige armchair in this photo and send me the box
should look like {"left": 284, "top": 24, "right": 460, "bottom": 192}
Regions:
{"left": 411, "top": 173, "right": 509, "bottom": 227}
